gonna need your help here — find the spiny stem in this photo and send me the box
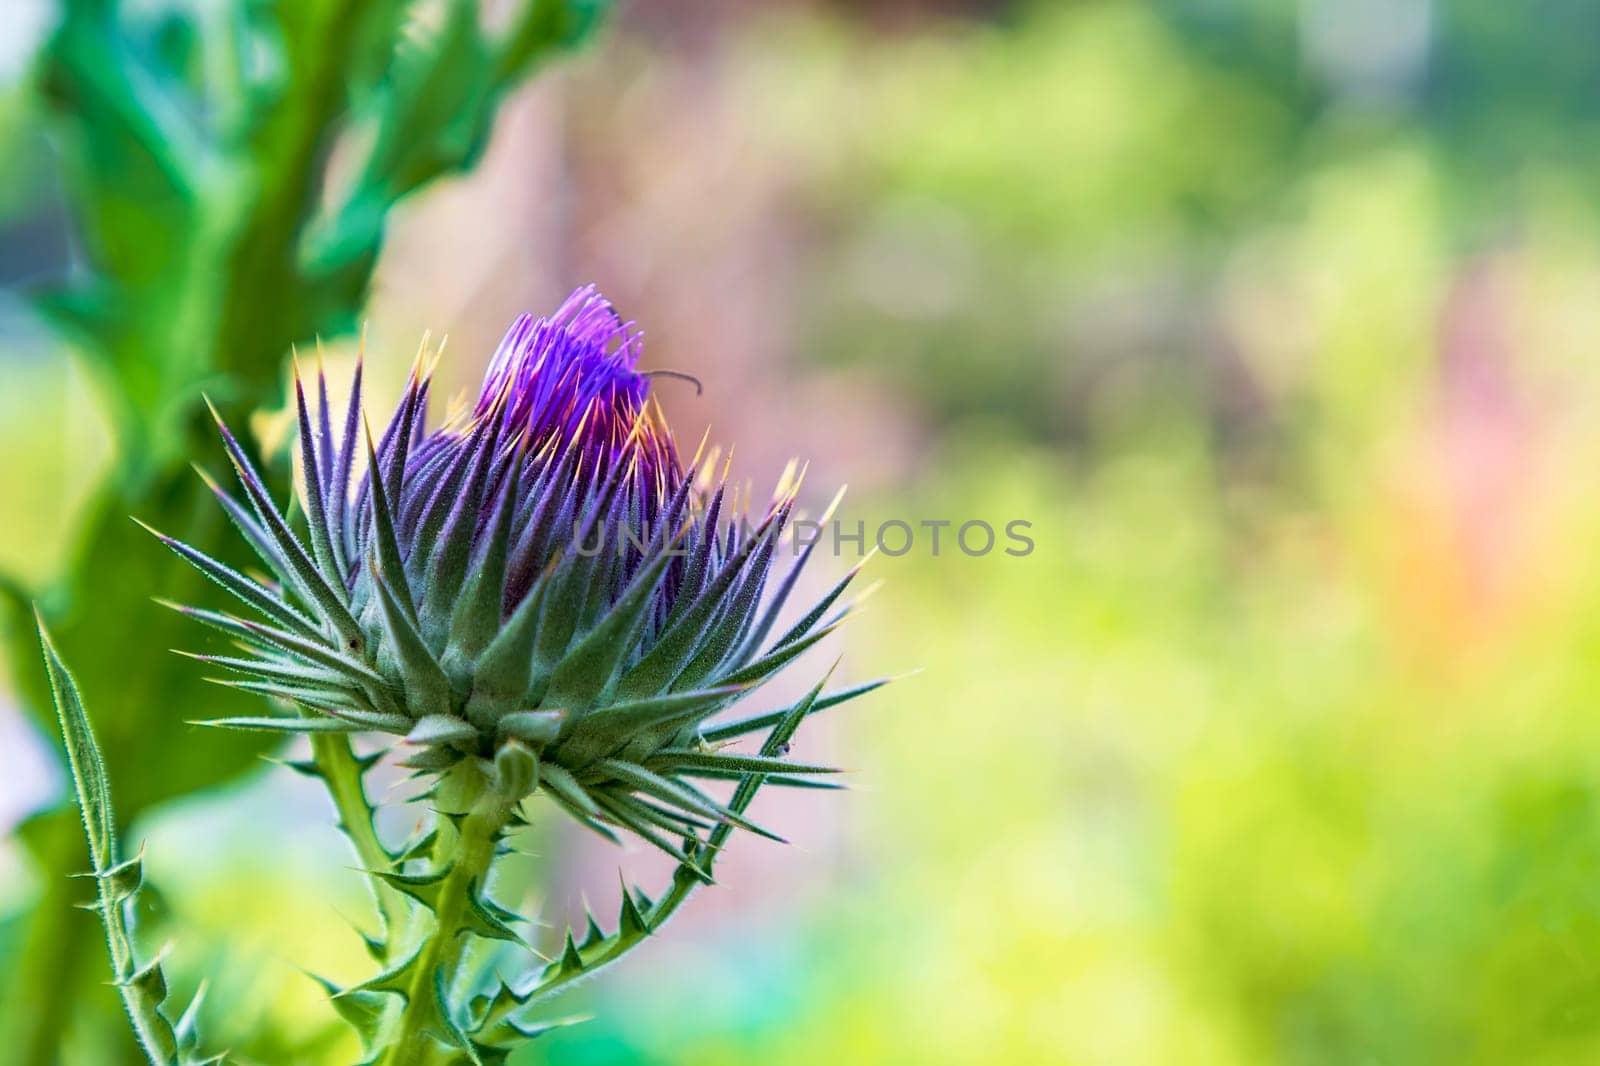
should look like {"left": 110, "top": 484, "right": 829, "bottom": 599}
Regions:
{"left": 308, "top": 732, "right": 411, "bottom": 945}
{"left": 382, "top": 784, "right": 515, "bottom": 1066}
{"left": 91, "top": 858, "right": 178, "bottom": 1064}
{"left": 38, "top": 619, "right": 184, "bottom": 1065}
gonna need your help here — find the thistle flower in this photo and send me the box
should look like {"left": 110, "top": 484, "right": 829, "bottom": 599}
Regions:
{"left": 149, "top": 286, "right": 875, "bottom": 866}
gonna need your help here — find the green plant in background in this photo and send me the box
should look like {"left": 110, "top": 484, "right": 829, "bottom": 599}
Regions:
{"left": 0, "top": 0, "right": 606, "bottom": 1059}
{"left": 42, "top": 289, "right": 877, "bottom": 1064}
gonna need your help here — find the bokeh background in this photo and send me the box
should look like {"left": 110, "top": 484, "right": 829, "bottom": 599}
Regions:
{"left": 10, "top": 0, "right": 1600, "bottom": 1062}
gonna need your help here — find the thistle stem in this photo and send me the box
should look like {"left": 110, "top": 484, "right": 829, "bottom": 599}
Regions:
{"left": 308, "top": 732, "right": 411, "bottom": 945}
{"left": 38, "top": 620, "right": 186, "bottom": 1064}
{"left": 92, "top": 856, "right": 179, "bottom": 1065}
{"left": 381, "top": 783, "right": 514, "bottom": 1066}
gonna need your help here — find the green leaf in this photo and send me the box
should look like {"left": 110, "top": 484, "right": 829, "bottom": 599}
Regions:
{"left": 495, "top": 0, "right": 611, "bottom": 87}
{"left": 160, "top": 600, "right": 391, "bottom": 692}
{"left": 445, "top": 438, "right": 524, "bottom": 667}
{"left": 190, "top": 715, "right": 368, "bottom": 734}
{"left": 207, "top": 400, "right": 365, "bottom": 650}
{"left": 344, "top": 942, "right": 428, "bottom": 1001}
{"left": 310, "top": 972, "right": 388, "bottom": 1049}
{"left": 558, "top": 685, "right": 744, "bottom": 764}
{"left": 13, "top": 0, "right": 614, "bottom": 1054}
{"left": 713, "top": 620, "right": 844, "bottom": 689}
{"left": 362, "top": 419, "right": 418, "bottom": 628}
{"left": 549, "top": 931, "right": 585, "bottom": 980}
{"left": 434, "top": 964, "right": 487, "bottom": 1066}
{"left": 498, "top": 709, "right": 564, "bottom": 745}
{"left": 138, "top": 516, "right": 323, "bottom": 640}
{"left": 647, "top": 751, "right": 841, "bottom": 778}
{"left": 701, "top": 676, "right": 892, "bottom": 743}
{"left": 40, "top": 616, "right": 115, "bottom": 868}
{"left": 372, "top": 563, "right": 456, "bottom": 714}
{"left": 617, "top": 882, "right": 650, "bottom": 939}
{"left": 597, "top": 759, "right": 786, "bottom": 843}
{"left": 465, "top": 566, "right": 555, "bottom": 726}
{"left": 588, "top": 791, "right": 712, "bottom": 882}
{"left": 406, "top": 714, "right": 477, "bottom": 747}
{"left": 493, "top": 739, "right": 539, "bottom": 799}
{"left": 544, "top": 547, "right": 677, "bottom": 711}
{"left": 462, "top": 880, "right": 524, "bottom": 944}
{"left": 372, "top": 867, "right": 451, "bottom": 912}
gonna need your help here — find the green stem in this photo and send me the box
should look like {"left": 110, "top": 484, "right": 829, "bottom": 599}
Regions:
{"left": 381, "top": 787, "right": 515, "bottom": 1066}
{"left": 309, "top": 732, "right": 411, "bottom": 946}
{"left": 37, "top": 620, "right": 184, "bottom": 1065}
{"left": 93, "top": 858, "right": 179, "bottom": 1065}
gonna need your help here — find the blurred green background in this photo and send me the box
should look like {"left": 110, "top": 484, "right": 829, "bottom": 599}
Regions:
{"left": 10, "top": 0, "right": 1600, "bottom": 1062}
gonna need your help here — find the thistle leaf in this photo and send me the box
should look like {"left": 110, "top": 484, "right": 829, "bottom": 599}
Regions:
{"left": 589, "top": 790, "right": 712, "bottom": 881}
{"left": 701, "top": 676, "right": 891, "bottom": 743}
{"left": 41, "top": 621, "right": 114, "bottom": 864}
{"left": 614, "top": 512, "right": 777, "bottom": 698}
{"left": 162, "top": 601, "right": 390, "bottom": 691}
{"left": 544, "top": 547, "right": 679, "bottom": 712}
{"left": 465, "top": 564, "right": 555, "bottom": 725}
{"left": 207, "top": 398, "right": 365, "bottom": 649}
{"left": 549, "top": 931, "right": 585, "bottom": 980}
{"left": 139, "top": 518, "right": 322, "bottom": 640}
{"left": 731, "top": 489, "right": 842, "bottom": 661}
{"left": 193, "top": 464, "right": 297, "bottom": 588}
{"left": 596, "top": 758, "right": 786, "bottom": 843}
{"left": 560, "top": 684, "right": 744, "bottom": 764}
{"left": 538, "top": 762, "right": 600, "bottom": 818}
{"left": 648, "top": 750, "right": 839, "bottom": 778}
{"left": 372, "top": 866, "right": 451, "bottom": 911}
{"left": 191, "top": 715, "right": 367, "bottom": 734}
{"left": 498, "top": 709, "right": 564, "bottom": 745}
{"left": 371, "top": 563, "right": 455, "bottom": 713}
{"left": 344, "top": 941, "right": 428, "bottom": 1000}
{"left": 617, "top": 883, "right": 650, "bottom": 939}
{"left": 406, "top": 714, "right": 477, "bottom": 747}
{"left": 434, "top": 964, "right": 487, "bottom": 1066}
{"left": 463, "top": 879, "right": 524, "bottom": 944}
{"left": 309, "top": 972, "right": 387, "bottom": 1048}
{"left": 539, "top": 782, "right": 621, "bottom": 844}
{"left": 294, "top": 370, "right": 342, "bottom": 579}
{"left": 397, "top": 745, "right": 468, "bottom": 771}
{"left": 445, "top": 441, "right": 523, "bottom": 666}
{"left": 714, "top": 619, "right": 843, "bottom": 689}
{"left": 768, "top": 556, "right": 867, "bottom": 653}
{"left": 171, "top": 980, "right": 208, "bottom": 1054}
{"left": 363, "top": 420, "right": 418, "bottom": 627}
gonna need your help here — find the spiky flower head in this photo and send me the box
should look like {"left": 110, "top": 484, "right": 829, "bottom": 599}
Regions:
{"left": 150, "top": 286, "right": 874, "bottom": 866}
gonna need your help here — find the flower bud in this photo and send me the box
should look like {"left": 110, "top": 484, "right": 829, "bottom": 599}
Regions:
{"left": 156, "top": 286, "right": 862, "bottom": 855}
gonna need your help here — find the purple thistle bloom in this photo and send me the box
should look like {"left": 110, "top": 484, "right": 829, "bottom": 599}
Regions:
{"left": 474, "top": 285, "right": 680, "bottom": 502}
{"left": 149, "top": 286, "right": 880, "bottom": 867}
